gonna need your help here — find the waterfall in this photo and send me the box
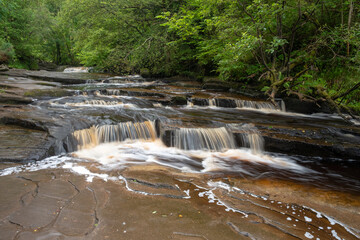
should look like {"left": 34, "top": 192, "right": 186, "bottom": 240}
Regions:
{"left": 104, "top": 89, "right": 122, "bottom": 96}
{"left": 208, "top": 99, "right": 217, "bottom": 107}
{"left": 72, "top": 121, "right": 157, "bottom": 150}
{"left": 193, "top": 97, "right": 284, "bottom": 111}
{"left": 187, "top": 100, "right": 194, "bottom": 107}
{"left": 238, "top": 132, "right": 264, "bottom": 154}
{"left": 227, "top": 123, "right": 264, "bottom": 153}
{"left": 234, "top": 99, "right": 279, "bottom": 110}
{"left": 172, "top": 127, "right": 236, "bottom": 151}
{"left": 275, "top": 98, "right": 286, "bottom": 111}
{"left": 71, "top": 121, "right": 264, "bottom": 154}
{"left": 63, "top": 67, "right": 90, "bottom": 73}
{"left": 68, "top": 100, "right": 120, "bottom": 106}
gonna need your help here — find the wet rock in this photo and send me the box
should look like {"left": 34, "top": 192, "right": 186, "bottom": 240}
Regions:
{"left": 283, "top": 97, "right": 332, "bottom": 114}
{"left": 23, "top": 89, "right": 72, "bottom": 99}
{"left": 9, "top": 179, "right": 77, "bottom": 229}
{"left": 0, "top": 176, "right": 36, "bottom": 220}
{"left": 192, "top": 98, "right": 208, "bottom": 106}
{"left": 54, "top": 189, "right": 96, "bottom": 236}
{"left": 0, "top": 93, "right": 33, "bottom": 104}
{"left": 0, "top": 124, "right": 53, "bottom": 162}
{"left": 0, "top": 117, "right": 49, "bottom": 132}
{"left": 263, "top": 136, "right": 360, "bottom": 159}
{"left": 122, "top": 169, "right": 188, "bottom": 198}
{"left": 17, "top": 230, "right": 68, "bottom": 240}
{"left": 0, "top": 64, "right": 9, "bottom": 72}
{"left": 215, "top": 98, "right": 237, "bottom": 108}
{"left": 26, "top": 72, "right": 89, "bottom": 84}
{"left": 0, "top": 221, "right": 19, "bottom": 240}
{"left": 170, "top": 96, "right": 187, "bottom": 105}
{"left": 161, "top": 130, "right": 173, "bottom": 147}
{"left": 0, "top": 166, "right": 359, "bottom": 240}
{"left": 0, "top": 69, "right": 104, "bottom": 84}
{"left": 202, "top": 82, "right": 230, "bottom": 92}
{"left": 37, "top": 61, "right": 58, "bottom": 71}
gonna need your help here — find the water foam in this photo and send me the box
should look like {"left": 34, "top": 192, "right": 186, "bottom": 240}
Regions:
{"left": 72, "top": 139, "right": 308, "bottom": 174}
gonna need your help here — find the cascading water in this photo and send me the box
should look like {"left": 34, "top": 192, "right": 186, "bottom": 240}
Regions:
{"left": 63, "top": 67, "right": 90, "bottom": 73}
{"left": 2, "top": 69, "right": 359, "bottom": 240}
{"left": 234, "top": 99, "right": 279, "bottom": 110}
{"left": 208, "top": 98, "right": 216, "bottom": 107}
{"left": 193, "top": 98, "right": 284, "bottom": 111}
{"left": 71, "top": 120, "right": 265, "bottom": 154}
{"left": 186, "top": 100, "right": 194, "bottom": 107}
{"left": 227, "top": 124, "right": 264, "bottom": 154}
{"left": 103, "top": 89, "right": 122, "bottom": 96}
{"left": 72, "top": 120, "right": 157, "bottom": 150}
{"left": 65, "top": 99, "right": 136, "bottom": 108}
{"left": 171, "top": 127, "right": 236, "bottom": 151}
{"left": 69, "top": 100, "right": 120, "bottom": 106}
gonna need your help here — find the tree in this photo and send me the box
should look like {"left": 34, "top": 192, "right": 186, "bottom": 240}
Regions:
{"left": 162, "top": 0, "right": 360, "bottom": 118}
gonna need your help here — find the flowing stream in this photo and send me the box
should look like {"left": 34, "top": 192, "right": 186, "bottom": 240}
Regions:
{"left": 1, "top": 69, "right": 359, "bottom": 239}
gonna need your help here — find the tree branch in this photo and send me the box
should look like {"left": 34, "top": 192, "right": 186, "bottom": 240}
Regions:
{"left": 332, "top": 81, "right": 360, "bottom": 100}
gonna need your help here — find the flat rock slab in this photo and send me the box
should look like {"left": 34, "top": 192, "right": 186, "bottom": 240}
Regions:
{"left": 0, "top": 176, "right": 35, "bottom": 220}
{"left": 0, "top": 221, "right": 19, "bottom": 240}
{"left": 0, "top": 124, "right": 50, "bottom": 162}
{"left": 0, "top": 167, "right": 359, "bottom": 239}
{"left": 0, "top": 93, "right": 33, "bottom": 104}
{"left": 54, "top": 189, "right": 96, "bottom": 236}
{"left": 0, "top": 75, "right": 59, "bottom": 89}
{"left": 0, "top": 69, "right": 109, "bottom": 84}
{"left": 9, "top": 179, "right": 77, "bottom": 229}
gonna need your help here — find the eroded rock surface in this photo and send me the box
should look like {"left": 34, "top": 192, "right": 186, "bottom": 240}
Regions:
{"left": 0, "top": 166, "right": 359, "bottom": 240}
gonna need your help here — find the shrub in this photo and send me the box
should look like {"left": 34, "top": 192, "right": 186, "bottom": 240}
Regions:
{"left": 0, "top": 38, "right": 15, "bottom": 64}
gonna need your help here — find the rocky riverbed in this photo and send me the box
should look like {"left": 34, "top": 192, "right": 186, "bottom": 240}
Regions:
{"left": 0, "top": 68, "right": 359, "bottom": 239}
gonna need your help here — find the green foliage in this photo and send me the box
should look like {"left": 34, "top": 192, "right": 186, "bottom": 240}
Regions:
{"left": 0, "top": 38, "right": 15, "bottom": 63}
{"left": 57, "top": 0, "right": 181, "bottom": 75}
{"left": 1, "top": 0, "right": 360, "bottom": 112}
{"left": 0, "top": 0, "right": 75, "bottom": 68}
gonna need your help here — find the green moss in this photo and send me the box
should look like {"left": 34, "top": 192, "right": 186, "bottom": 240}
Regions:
{"left": 24, "top": 89, "right": 71, "bottom": 98}
{"left": 36, "top": 82, "right": 58, "bottom": 87}
{"left": 171, "top": 96, "right": 187, "bottom": 105}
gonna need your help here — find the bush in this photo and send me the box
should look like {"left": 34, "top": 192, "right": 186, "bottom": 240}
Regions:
{"left": 0, "top": 38, "right": 15, "bottom": 64}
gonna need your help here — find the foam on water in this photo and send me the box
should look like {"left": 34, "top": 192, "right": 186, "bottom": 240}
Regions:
{"left": 65, "top": 100, "right": 137, "bottom": 108}
{"left": 72, "top": 139, "right": 308, "bottom": 174}
{"left": 0, "top": 156, "right": 70, "bottom": 176}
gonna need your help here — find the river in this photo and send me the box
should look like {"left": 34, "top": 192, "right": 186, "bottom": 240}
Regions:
{"left": 0, "top": 68, "right": 359, "bottom": 239}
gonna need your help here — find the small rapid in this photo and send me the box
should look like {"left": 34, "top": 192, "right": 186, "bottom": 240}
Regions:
{"left": 63, "top": 67, "right": 90, "bottom": 73}
{"left": 71, "top": 120, "right": 157, "bottom": 150}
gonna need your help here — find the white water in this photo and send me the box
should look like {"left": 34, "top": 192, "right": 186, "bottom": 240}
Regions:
{"left": 172, "top": 127, "right": 236, "bottom": 151}
{"left": 65, "top": 100, "right": 137, "bottom": 108}
{"left": 72, "top": 121, "right": 157, "bottom": 150}
{"left": 63, "top": 67, "right": 90, "bottom": 73}
{"left": 234, "top": 99, "right": 280, "bottom": 111}
{"left": 71, "top": 139, "right": 308, "bottom": 174}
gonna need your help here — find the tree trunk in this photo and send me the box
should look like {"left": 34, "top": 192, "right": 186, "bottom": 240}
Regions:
{"left": 347, "top": 0, "right": 353, "bottom": 57}
{"left": 56, "top": 41, "right": 61, "bottom": 64}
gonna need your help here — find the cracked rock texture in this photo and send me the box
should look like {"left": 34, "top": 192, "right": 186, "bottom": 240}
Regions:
{"left": 0, "top": 166, "right": 359, "bottom": 240}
